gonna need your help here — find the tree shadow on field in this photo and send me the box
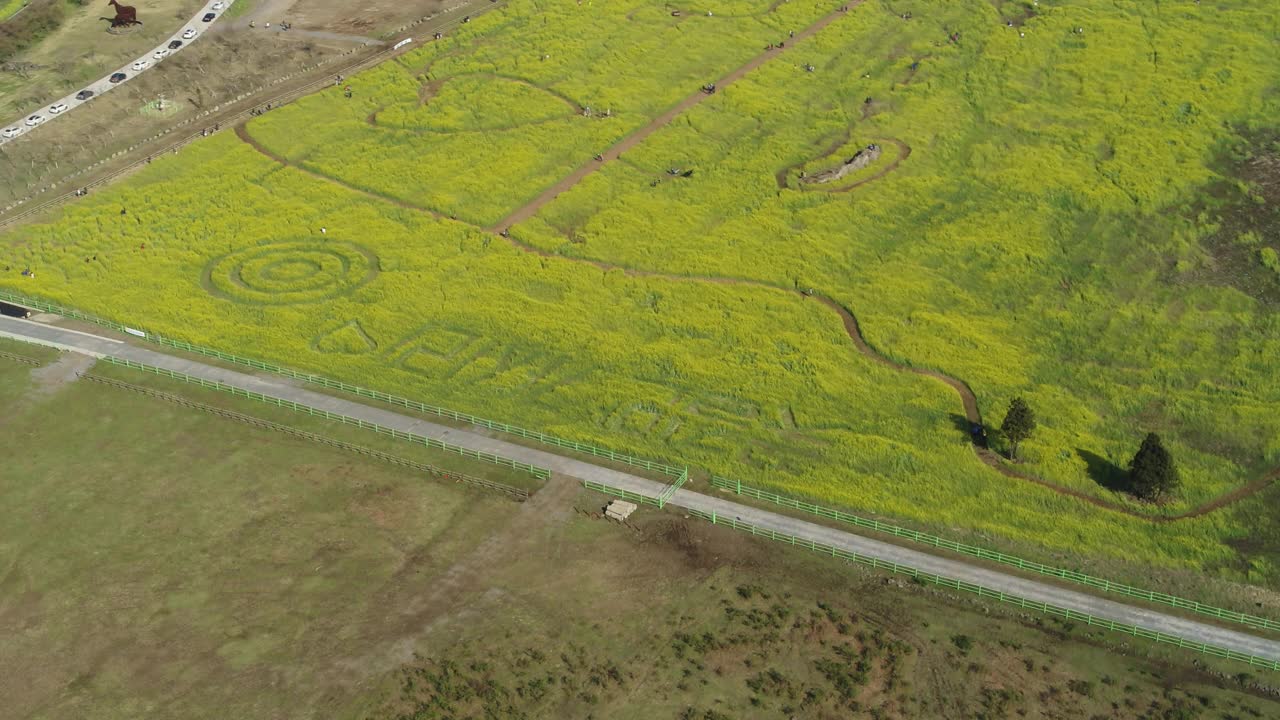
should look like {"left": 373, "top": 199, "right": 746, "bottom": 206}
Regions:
{"left": 1076, "top": 448, "right": 1128, "bottom": 493}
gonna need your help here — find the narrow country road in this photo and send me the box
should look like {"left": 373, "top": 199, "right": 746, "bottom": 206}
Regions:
{"left": 1, "top": 314, "right": 1278, "bottom": 666}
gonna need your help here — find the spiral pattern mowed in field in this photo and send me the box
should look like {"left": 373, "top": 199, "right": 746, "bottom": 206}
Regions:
{"left": 202, "top": 240, "right": 378, "bottom": 305}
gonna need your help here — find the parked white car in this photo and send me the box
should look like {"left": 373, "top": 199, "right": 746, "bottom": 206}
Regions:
{"left": 212, "top": 1, "right": 224, "bottom": 8}
{"left": 2, "top": 127, "right": 22, "bottom": 138}
{"left": 152, "top": 48, "right": 169, "bottom": 60}
{"left": 182, "top": 28, "right": 198, "bottom": 39}
{"left": 132, "top": 60, "right": 150, "bottom": 71}
{"left": 24, "top": 114, "right": 45, "bottom": 127}
{"left": 48, "top": 103, "right": 69, "bottom": 114}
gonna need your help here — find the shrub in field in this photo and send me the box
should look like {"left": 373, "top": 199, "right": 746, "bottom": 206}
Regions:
{"left": 1260, "top": 247, "right": 1280, "bottom": 277}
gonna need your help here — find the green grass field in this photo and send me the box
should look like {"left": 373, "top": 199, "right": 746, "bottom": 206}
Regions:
{"left": 0, "top": 352, "right": 1275, "bottom": 718}
{"left": 2, "top": 0, "right": 1280, "bottom": 588}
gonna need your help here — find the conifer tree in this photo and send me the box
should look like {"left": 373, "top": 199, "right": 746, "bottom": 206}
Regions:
{"left": 1000, "top": 397, "right": 1036, "bottom": 460}
{"left": 1128, "top": 432, "right": 1179, "bottom": 500}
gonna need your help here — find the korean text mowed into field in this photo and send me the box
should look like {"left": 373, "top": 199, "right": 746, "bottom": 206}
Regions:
{"left": 4, "top": 0, "right": 1280, "bottom": 588}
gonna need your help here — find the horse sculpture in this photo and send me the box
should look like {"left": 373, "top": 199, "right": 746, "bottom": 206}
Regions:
{"left": 101, "top": 0, "right": 142, "bottom": 29}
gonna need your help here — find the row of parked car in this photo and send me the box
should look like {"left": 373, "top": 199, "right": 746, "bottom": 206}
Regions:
{"left": 2, "top": 3, "right": 225, "bottom": 140}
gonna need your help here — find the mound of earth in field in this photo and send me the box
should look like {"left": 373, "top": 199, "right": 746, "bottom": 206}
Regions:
{"left": 801, "top": 143, "right": 882, "bottom": 185}
{"left": 779, "top": 136, "right": 907, "bottom": 191}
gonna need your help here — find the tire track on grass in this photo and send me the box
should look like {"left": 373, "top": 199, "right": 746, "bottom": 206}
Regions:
{"left": 231, "top": 2, "right": 1275, "bottom": 521}
{"left": 234, "top": 123, "right": 446, "bottom": 217}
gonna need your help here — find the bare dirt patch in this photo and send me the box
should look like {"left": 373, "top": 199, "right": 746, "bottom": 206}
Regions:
{"left": 1182, "top": 133, "right": 1280, "bottom": 306}
{"left": 27, "top": 351, "right": 93, "bottom": 397}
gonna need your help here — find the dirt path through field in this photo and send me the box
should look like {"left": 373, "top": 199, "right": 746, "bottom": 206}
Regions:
{"left": 228, "top": 1, "right": 1275, "bottom": 521}
{"left": 493, "top": 230, "right": 1272, "bottom": 522}
{"left": 488, "top": 2, "right": 862, "bottom": 232}
{"left": 477, "top": 3, "right": 1274, "bottom": 520}
{"left": 234, "top": 123, "right": 445, "bottom": 216}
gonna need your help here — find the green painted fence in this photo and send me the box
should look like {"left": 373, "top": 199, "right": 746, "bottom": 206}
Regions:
{"left": 588, "top": 467, "right": 688, "bottom": 509}
{"left": 688, "top": 508, "right": 1280, "bottom": 671}
{"left": 711, "top": 476, "right": 1280, "bottom": 634}
{"left": 582, "top": 480, "right": 663, "bottom": 508}
{"left": 0, "top": 349, "right": 41, "bottom": 365}
{"left": 0, "top": 289, "right": 682, "bottom": 478}
{"left": 657, "top": 467, "right": 691, "bottom": 506}
{"left": 100, "top": 356, "right": 551, "bottom": 480}
{"left": 149, "top": 332, "right": 685, "bottom": 477}
{"left": 82, "top": 371, "right": 532, "bottom": 499}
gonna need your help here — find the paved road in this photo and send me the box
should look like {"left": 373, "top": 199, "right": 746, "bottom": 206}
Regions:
{"left": 0, "top": 0, "right": 235, "bottom": 147}
{"left": 2, "top": 314, "right": 1278, "bottom": 663}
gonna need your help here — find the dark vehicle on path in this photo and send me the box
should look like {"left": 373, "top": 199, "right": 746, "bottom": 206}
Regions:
{"left": 109, "top": 72, "right": 126, "bottom": 83}
{"left": 168, "top": 40, "right": 183, "bottom": 49}
{"left": 76, "top": 89, "right": 95, "bottom": 100}
{"left": 0, "top": 301, "right": 33, "bottom": 319}
{"left": 202, "top": 12, "right": 215, "bottom": 22}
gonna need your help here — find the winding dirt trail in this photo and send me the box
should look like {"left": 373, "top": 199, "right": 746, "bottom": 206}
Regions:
{"left": 231, "top": 2, "right": 1277, "bottom": 522}
{"left": 492, "top": 232, "right": 1278, "bottom": 522}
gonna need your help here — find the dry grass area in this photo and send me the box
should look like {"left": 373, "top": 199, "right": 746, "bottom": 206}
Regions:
{"left": 0, "top": 350, "right": 1277, "bottom": 719}
{"left": 0, "top": 0, "right": 207, "bottom": 117}
{"left": 276, "top": 0, "right": 444, "bottom": 36}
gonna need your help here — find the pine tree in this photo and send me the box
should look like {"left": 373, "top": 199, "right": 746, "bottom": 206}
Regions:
{"left": 1128, "top": 432, "right": 1179, "bottom": 500}
{"left": 1000, "top": 397, "right": 1036, "bottom": 460}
